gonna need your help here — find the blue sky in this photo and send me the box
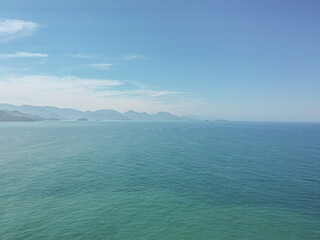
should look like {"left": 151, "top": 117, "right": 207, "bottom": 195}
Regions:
{"left": 0, "top": 0, "right": 319, "bottom": 121}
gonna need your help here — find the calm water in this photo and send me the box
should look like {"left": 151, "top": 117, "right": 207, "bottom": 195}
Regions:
{"left": 0, "top": 121, "right": 319, "bottom": 239}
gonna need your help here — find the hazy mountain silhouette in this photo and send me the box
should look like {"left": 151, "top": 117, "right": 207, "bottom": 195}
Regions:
{"left": 0, "top": 104, "right": 187, "bottom": 121}
{"left": 0, "top": 109, "right": 45, "bottom": 122}
{"left": 124, "top": 110, "right": 153, "bottom": 121}
{"left": 83, "top": 109, "right": 129, "bottom": 120}
{"left": 124, "top": 110, "right": 183, "bottom": 121}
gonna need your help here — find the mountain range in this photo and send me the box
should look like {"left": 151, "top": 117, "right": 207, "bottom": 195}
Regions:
{"left": 0, "top": 109, "right": 45, "bottom": 122}
{"left": 0, "top": 103, "right": 207, "bottom": 122}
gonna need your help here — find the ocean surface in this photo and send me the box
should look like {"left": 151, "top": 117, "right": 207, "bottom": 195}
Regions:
{"left": 0, "top": 121, "right": 319, "bottom": 239}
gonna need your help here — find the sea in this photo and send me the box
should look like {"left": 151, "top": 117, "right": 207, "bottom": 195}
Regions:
{"left": 0, "top": 121, "right": 319, "bottom": 239}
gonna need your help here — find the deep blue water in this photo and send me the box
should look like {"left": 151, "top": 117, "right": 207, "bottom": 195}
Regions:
{"left": 0, "top": 121, "right": 319, "bottom": 239}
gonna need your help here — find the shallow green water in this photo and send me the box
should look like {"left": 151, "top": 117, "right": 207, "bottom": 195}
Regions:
{"left": 1, "top": 121, "right": 319, "bottom": 239}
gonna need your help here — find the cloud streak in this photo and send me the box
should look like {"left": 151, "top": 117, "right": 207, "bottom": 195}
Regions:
{"left": 122, "top": 54, "right": 148, "bottom": 60}
{"left": 0, "top": 19, "right": 38, "bottom": 42}
{"left": 90, "top": 63, "right": 113, "bottom": 70}
{"left": 66, "top": 53, "right": 95, "bottom": 59}
{"left": 0, "top": 52, "right": 48, "bottom": 59}
{"left": 0, "top": 75, "right": 195, "bottom": 114}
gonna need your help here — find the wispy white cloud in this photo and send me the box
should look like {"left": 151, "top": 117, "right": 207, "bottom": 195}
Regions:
{"left": 124, "top": 89, "right": 183, "bottom": 98}
{"left": 0, "top": 52, "right": 48, "bottom": 59}
{"left": 0, "top": 19, "right": 38, "bottom": 42}
{"left": 65, "top": 53, "right": 147, "bottom": 61}
{"left": 122, "top": 54, "right": 148, "bottom": 60}
{"left": 0, "top": 75, "right": 196, "bottom": 114}
{"left": 66, "top": 53, "right": 94, "bottom": 59}
{"left": 90, "top": 63, "right": 113, "bottom": 70}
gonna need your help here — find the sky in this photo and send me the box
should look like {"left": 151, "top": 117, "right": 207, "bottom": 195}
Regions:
{"left": 0, "top": 0, "right": 319, "bottom": 121}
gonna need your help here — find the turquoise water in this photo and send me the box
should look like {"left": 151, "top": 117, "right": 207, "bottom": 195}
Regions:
{"left": 1, "top": 121, "right": 320, "bottom": 239}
